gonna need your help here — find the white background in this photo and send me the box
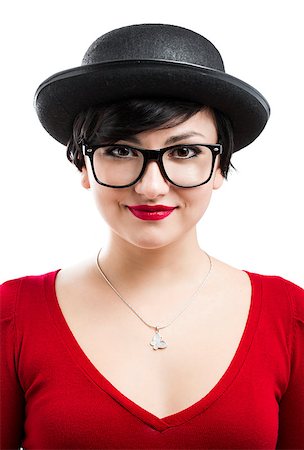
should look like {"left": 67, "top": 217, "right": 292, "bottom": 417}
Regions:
{"left": 1, "top": 0, "right": 303, "bottom": 286}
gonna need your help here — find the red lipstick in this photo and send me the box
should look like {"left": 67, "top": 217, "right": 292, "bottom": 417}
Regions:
{"left": 127, "top": 205, "right": 176, "bottom": 221}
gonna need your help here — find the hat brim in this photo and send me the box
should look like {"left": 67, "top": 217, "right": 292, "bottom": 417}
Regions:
{"left": 34, "top": 59, "right": 270, "bottom": 151}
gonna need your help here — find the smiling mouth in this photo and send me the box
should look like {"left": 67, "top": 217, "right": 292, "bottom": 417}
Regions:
{"left": 127, "top": 205, "right": 177, "bottom": 220}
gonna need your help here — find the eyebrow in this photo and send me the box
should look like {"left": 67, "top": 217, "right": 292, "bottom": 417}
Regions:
{"left": 123, "top": 132, "right": 207, "bottom": 146}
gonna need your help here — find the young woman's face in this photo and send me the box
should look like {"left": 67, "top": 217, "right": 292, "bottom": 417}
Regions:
{"left": 81, "top": 109, "right": 224, "bottom": 249}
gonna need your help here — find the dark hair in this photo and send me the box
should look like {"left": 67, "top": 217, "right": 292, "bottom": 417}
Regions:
{"left": 67, "top": 98, "right": 235, "bottom": 179}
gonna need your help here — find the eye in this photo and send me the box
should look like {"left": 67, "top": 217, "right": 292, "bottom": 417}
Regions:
{"left": 169, "top": 146, "right": 201, "bottom": 159}
{"left": 105, "top": 146, "right": 140, "bottom": 158}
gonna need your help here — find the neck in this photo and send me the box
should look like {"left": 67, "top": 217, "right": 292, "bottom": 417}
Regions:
{"left": 94, "top": 229, "right": 213, "bottom": 318}
{"left": 99, "top": 228, "right": 209, "bottom": 284}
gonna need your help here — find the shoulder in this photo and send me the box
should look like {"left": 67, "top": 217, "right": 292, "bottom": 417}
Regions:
{"left": 0, "top": 271, "right": 60, "bottom": 320}
{"left": 246, "top": 271, "right": 303, "bottom": 300}
{"left": 246, "top": 271, "right": 304, "bottom": 323}
{"left": 212, "top": 257, "right": 303, "bottom": 320}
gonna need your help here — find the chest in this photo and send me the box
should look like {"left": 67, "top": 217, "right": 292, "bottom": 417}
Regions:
{"left": 56, "top": 271, "right": 252, "bottom": 418}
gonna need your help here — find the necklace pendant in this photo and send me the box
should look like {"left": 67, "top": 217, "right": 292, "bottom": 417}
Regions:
{"left": 150, "top": 328, "right": 167, "bottom": 350}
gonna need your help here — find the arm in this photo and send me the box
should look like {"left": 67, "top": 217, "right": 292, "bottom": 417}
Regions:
{"left": 276, "top": 281, "right": 304, "bottom": 449}
{"left": 0, "top": 280, "right": 25, "bottom": 450}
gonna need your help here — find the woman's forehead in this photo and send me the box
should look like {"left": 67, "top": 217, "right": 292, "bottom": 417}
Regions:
{"left": 120, "top": 110, "right": 218, "bottom": 145}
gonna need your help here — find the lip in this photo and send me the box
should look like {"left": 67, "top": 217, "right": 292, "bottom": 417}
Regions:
{"left": 127, "top": 204, "right": 177, "bottom": 221}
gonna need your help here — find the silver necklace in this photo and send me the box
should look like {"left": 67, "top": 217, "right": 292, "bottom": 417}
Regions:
{"left": 96, "top": 249, "right": 212, "bottom": 350}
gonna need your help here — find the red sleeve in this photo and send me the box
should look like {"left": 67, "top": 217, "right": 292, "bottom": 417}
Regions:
{"left": 276, "top": 279, "right": 304, "bottom": 449}
{"left": 0, "top": 280, "right": 25, "bottom": 450}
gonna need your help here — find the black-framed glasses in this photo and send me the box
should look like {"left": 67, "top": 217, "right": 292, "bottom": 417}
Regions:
{"left": 82, "top": 142, "right": 222, "bottom": 188}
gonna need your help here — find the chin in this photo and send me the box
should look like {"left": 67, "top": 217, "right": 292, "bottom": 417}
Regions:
{"left": 120, "top": 230, "right": 177, "bottom": 250}
{"left": 130, "top": 237, "right": 173, "bottom": 250}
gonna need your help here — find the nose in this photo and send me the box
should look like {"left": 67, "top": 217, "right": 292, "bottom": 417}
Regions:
{"left": 134, "top": 161, "right": 170, "bottom": 198}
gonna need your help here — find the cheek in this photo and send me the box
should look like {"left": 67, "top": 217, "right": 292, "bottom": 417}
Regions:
{"left": 84, "top": 166, "right": 119, "bottom": 219}
{"left": 91, "top": 185, "right": 123, "bottom": 223}
{"left": 180, "top": 186, "right": 214, "bottom": 223}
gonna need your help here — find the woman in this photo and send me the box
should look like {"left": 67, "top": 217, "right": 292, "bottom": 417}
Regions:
{"left": 1, "top": 23, "right": 303, "bottom": 449}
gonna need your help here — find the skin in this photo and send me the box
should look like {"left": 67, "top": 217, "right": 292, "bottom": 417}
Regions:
{"left": 80, "top": 109, "right": 224, "bottom": 309}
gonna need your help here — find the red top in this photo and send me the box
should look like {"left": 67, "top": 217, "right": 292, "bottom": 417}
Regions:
{"left": 1, "top": 270, "right": 304, "bottom": 449}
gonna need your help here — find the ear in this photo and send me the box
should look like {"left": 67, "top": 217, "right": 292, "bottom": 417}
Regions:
{"left": 212, "top": 166, "right": 224, "bottom": 190}
{"left": 81, "top": 167, "right": 91, "bottom": 189}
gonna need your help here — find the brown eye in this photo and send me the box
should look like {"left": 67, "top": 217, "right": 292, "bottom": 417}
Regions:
{"left": 169, "top": 146, "right": 201, "bottom": 159}
{"left": 105, "top": 146, "right": 140, "bottom": 158}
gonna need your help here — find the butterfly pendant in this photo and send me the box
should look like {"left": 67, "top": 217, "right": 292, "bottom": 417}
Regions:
{"left": 150, "top": 329, "right": 167, "bottom": 350}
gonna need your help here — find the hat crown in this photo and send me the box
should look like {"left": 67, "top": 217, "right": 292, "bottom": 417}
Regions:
{"left": 82, "top": 24, "right": 225, "bottom": 71}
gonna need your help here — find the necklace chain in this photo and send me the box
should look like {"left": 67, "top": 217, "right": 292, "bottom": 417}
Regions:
{"left": 95, "top": 249, "right": 212, "bottom": 334}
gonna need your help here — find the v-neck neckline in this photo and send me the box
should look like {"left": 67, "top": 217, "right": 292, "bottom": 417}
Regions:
{"left": 45, "top": 269, "right": 262, "bottom": 432}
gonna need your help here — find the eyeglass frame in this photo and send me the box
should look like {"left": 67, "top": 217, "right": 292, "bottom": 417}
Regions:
{"left": 81, "top": 142, "right": 223, "bottom": 188}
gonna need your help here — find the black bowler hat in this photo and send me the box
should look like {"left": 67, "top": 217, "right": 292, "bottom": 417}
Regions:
{"left": 34, "top": 23, "right": 270, "bottom": 151}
